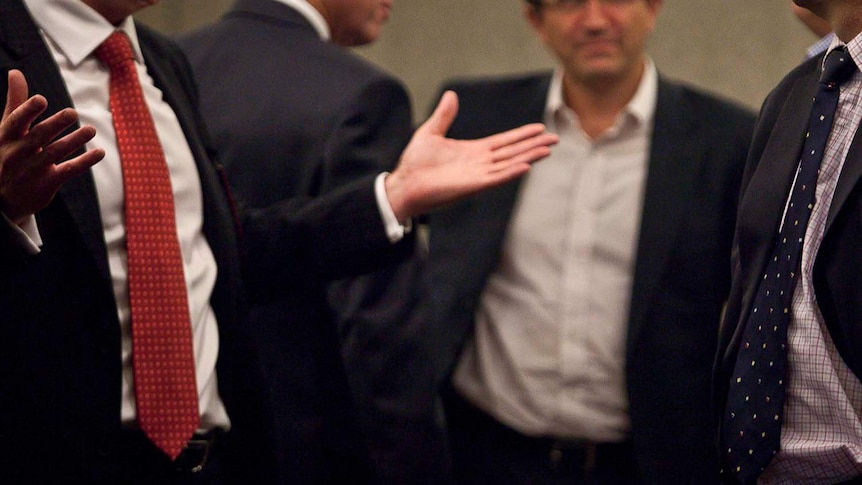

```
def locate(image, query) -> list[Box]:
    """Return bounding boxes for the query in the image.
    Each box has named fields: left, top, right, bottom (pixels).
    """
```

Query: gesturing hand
left=385, top=90, right=558, bottom=221
left=0, top=70, right=104, bottom=225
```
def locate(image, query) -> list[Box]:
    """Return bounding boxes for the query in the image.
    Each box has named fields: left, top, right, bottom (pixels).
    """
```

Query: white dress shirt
left=453, top=61, right=657, bottom=441
left=9, top=0, right=411, bottom=433
left=24, top=0, right=231, bottom=431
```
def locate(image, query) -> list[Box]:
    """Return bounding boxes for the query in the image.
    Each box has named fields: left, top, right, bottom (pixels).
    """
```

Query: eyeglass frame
left=525, top=0, right=642, bottom=10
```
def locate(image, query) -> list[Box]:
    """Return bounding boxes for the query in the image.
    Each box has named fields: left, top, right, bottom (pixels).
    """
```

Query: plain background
left=138, top=0, right=818, bottom=121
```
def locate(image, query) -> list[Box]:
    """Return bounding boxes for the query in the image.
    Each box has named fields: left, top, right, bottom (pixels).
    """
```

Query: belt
left=545, top=437, right=634, bottom=476
left=116, top=427, right=227, bottom=476
left=174, top=428, right=226, bottom=473
left=443, top=388, right=636, bottom=479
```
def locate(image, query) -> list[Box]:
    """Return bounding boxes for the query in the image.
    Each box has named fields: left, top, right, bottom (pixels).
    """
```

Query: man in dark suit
left=425, top=0, right=755, bottom=482
left=0, top=0, right=557, bottom=482
left=715, top=1, right=862, bottom=483
left=177, top=1, right=446, bottom=482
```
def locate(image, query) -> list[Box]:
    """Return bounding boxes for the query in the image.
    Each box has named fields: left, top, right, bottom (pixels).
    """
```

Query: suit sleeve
left=158, top=32, right=416, bottom=296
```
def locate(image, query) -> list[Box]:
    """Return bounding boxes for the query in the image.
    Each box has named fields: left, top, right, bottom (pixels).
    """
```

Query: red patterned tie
left=95, top=31, right=200, bottom=460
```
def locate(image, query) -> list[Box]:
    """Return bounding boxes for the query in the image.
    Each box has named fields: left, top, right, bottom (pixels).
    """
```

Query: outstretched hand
left=0, top=70, right=104, bottom=225
left=385, top=90, right=558, bottom=221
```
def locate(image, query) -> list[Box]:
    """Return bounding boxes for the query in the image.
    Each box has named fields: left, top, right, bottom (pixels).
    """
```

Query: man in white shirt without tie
left=426, top=0, right=755, bottom=482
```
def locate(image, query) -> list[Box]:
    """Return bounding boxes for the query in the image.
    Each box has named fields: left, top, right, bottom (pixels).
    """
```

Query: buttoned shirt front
left=453, top=61, right=657, bottom=441
left=24, top=0, right=231, bottom=431
left=760, top=35, right=862, bottom=484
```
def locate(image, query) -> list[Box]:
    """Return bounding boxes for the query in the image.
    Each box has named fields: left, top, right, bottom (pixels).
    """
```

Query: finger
left=491, top=132, right=559, bottom=162
left=420, top=90, right=459, bottom=136
left=0, top=94, right=49, bottom=141
left=491, top=146, right=552, bottom=172
left=484, top=123, right=549, bottom=151
left=52, top=147, right=105, bottom=185
left=15, top=107, right=79, bottom=154
left=4, top=70, right=29, bottom=119
left=40, top=125, right=97, bottom=159
left=482, top=159, right=533, bottom=184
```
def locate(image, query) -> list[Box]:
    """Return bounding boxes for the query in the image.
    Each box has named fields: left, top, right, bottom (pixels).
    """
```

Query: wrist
left=384, top=170, right=411, bottom=223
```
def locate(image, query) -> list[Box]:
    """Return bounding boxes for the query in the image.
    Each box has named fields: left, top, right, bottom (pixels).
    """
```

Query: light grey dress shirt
left=453, top=61, right=658, bottom=442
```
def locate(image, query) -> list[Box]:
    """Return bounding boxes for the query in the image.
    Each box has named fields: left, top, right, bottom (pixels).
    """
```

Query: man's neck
left=562, top=61, right=645, bottom=139
left=819, top=1, right=862, bottom=42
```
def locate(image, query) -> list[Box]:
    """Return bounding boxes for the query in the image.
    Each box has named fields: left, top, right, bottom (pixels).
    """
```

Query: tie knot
left=95, top=31, right=135, bottom=71
left=820, top=46, right=856, bottom=88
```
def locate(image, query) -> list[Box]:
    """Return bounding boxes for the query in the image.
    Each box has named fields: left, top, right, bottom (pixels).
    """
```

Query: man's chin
left=577, top=63, right=626, bottom=82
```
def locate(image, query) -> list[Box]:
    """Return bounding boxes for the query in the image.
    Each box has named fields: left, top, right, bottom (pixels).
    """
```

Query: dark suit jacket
left=426, top=72, right=755, bottom=483
left=0, top=0, right=411, bottom=482
left=178, top=1, right=447, bottom=483
left=715, top=55, right=862, bottom=475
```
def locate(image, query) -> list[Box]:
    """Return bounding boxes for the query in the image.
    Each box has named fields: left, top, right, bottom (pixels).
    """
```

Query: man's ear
left=523, top=2, right=548, bottom=44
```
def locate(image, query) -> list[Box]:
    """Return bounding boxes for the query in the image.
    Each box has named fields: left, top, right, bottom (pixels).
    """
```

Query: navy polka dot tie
left=95, top=31, right=200, bottom=460
left=722, top=46, right=857, bottom=484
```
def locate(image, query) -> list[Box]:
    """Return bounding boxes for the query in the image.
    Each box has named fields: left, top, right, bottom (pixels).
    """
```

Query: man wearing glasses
left=426, top=0, right=755, bottom=482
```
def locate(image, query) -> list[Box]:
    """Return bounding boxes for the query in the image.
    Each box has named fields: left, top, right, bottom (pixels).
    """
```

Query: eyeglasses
left=531, top=0, right=639, bottom=10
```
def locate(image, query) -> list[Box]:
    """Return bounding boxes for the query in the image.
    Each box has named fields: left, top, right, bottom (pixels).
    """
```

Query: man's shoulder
left=177, top=15, right=399, bottom=93
left=658, top=76, right=756, bottom=125
left=137, top=22, right=188, bottom=67
left=320, top=42, right=401, bottom=85
left=760, top=55, right=821, bottom=111
left=441, top=71, right=552, bottom=98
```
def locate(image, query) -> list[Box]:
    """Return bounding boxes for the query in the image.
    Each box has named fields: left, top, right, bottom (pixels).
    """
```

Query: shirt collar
left=23, top=0, right=143, bottom=67
left=545, top=57, right=658, bottom=130
left=271, top=0, right=331, bottom=41
left=826, top=31, right=862, bottom=79
left=807, top=32, right=836, bottom=60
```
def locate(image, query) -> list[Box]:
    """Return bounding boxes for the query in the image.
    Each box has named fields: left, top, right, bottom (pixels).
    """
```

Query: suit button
left=97, top=434, right=114, bottom=457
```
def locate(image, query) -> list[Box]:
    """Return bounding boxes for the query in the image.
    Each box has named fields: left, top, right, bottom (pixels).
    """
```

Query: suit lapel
left=458, top=75, right=551, bottom=274
left=437, top=75, right=549, bottom=360
left=626, top=79, right=702, bottom=349
left=485, top=76, right=551, bottom=252
left=0, top=0, right=111, bottom=285
left=732, top=71, right=817, bottom=343
left=0, top=0, right=74, bottom=125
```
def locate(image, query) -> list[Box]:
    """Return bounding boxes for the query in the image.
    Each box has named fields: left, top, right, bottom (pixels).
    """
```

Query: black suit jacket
left=178, top=1, right=446, bottom=483
left=426, top=72, right=755, bottom=483
left=0, top=0, right=410, bottom=482
left=715, top=55, right=862, bottom=475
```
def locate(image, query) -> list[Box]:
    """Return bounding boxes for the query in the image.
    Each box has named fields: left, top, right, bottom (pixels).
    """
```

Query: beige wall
left=138, top=0, right=819, bottom=119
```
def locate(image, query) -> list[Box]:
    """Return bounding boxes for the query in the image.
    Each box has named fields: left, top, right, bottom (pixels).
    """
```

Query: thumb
left=422, top=90, right=459, bottom=136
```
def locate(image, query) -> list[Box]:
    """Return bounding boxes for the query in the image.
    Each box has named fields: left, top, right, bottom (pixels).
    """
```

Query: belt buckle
left=549, top=439, right=597, bottom=476
left=175, top=437, right=211, bottom=474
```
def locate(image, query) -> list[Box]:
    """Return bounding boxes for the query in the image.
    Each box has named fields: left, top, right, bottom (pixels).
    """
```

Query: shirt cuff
left=2, top=212, right=42, bottom=255
left=375, top=172, right=412, bottom=243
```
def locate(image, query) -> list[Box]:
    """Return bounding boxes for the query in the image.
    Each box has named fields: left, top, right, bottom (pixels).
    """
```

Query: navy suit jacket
left=0, top=0, right=411, bottom=482
left=178, top=1, right=446, bottom=483
left=426, top=72, right=755, bottom=483
left=715, top=54, right=862, bottom=476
